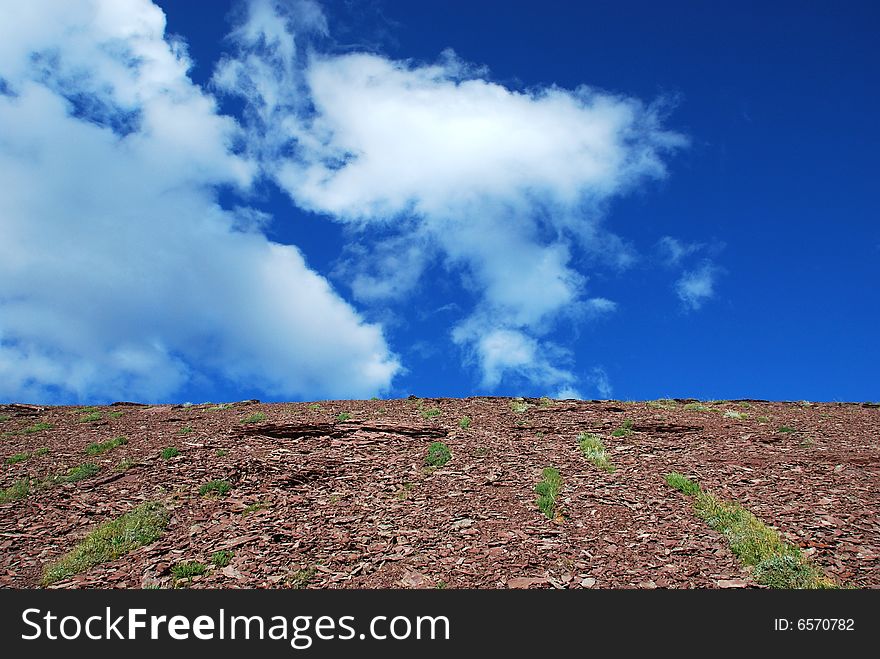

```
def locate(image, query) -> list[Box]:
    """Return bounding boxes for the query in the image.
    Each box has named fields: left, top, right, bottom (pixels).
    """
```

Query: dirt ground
left=1, top=397, right=877, bottom=589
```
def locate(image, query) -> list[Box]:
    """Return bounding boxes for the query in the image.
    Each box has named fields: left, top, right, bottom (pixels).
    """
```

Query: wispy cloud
left=0, top=0, right=399, bottom=403
left=588, top=367, right=614, bottom=399
left=215, top=0, right=686, bottom=393
left=656, top=235, right=703, bottom=266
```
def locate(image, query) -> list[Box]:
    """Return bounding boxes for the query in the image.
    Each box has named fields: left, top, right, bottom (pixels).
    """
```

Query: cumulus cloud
left=0, top=0, right=399, bottom=403
left=675, top=262, right=722, bottom=311
left=216, top=0, right=685, bottom=393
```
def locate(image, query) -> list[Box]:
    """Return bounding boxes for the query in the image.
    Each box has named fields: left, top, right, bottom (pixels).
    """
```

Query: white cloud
left=0, top=0, right=399, bottom=403
left=657, top=235, right=702, bottom=266
left=588, top=366, right=614, bottom=399
left=675, top=262, right=721, bottom=311
left=216, top=1, right=685, bottom=393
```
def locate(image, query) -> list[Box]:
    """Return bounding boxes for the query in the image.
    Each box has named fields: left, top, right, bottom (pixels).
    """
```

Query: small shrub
left=458, top=416, right=471, bottom=430
left=577, top=433, right=615, bottom=472
left=62, top=463, right=100, bottom=483
left=207, top=404, right=232, bottom=412
left=510, top=399, right=531, bottom=414
left=6, top=452, right=31, bottom=465
left=241, top=412, right=266, bottom=424
left=161, top=447, right=181, bottom=459
left=85, top=436, right=128, bottom=456
left=42, top=502, right=169, bottom=584
left=336, top=412, right=351, bottom=421
left=611, top=419, right=634, bottom=437
left=211, top=551, right=233, bottom=568
left=535, top=467, right=562, bottom=519
left=723, top=410, right=748, bottom=420
left=647, top=399, right=677, bottom=409
left=0, top=478, right=30, bottom=503
left=199, top=479, right=231, bottom=496
left=171, top=561, right=207, bottom=580
left=425, top=441, right=451, bottom=467
left=683, top=403, right=709, bottom=412
left=79, top=412, right=103, bottom=423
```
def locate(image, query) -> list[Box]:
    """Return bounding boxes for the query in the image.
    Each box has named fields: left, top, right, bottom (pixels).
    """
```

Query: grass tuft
left=510, top=399, right=531, bottom=414
left=199, top=479, right=231, bottom=496
left=723, top=410, right=748, bottom=420
left=288, top=565, right=317, bottom=589
left=21, top=422, right=53, bottom=434
left=79, top=412, right=103, bottom=423
left=611, top=419, right=634, bottom=437
left=778, top=425, right=796, bottom=434
left=535, top=467, right=562, bottom=519
left=42, top=502, right=169, bottom=584
left=62, top=463, right=100, bottom=483
left=425, top=441, right=451, bottom=467
left=241, top=412, right=266, bottom=424
left=85, top=435, right=128, bottom=456
left=420, top=407, right=441, bottom=419
left=0, top=478, right=30, bottom=504
left=6, top=452, right=31, bottom=465
left=458, top=416, right=471, bottom=430
left=336, top=412, right=351, bottom=421
left=108, top=411, right=124, bottom=419
left=161, top=446, right=180, bottom=460
left=577, top=433, right=615, bottom=472
left=171, top=561, right=207, bottom=580
left=211, top=550, right=233, bottom=568
left=683, top=403, right=709, bottom=412
left=664, top=472, right=834, bottom=588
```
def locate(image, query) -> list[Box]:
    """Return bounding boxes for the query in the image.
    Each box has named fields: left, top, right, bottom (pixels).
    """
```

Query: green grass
left=207, top=404, right=232, bottom=412
left=79, top=412, right=103, bottom=423
left=34, top=447, right=50, bottom=457
left=510, top=399, right=531, bottom=414
left=535, top=467, right=562, bottom=519
left=664, top=472, right=701, bottom=496
left=723, top=410, right=748, bottom=420
left=6, top=452, right=31, bottom=465
left=108, top=411, right=124, bottom=419
left=647, top=398, right=677, bottom=409
left=215, top=449, right=228, bottom=457
left=308, top=403, right=322, bottom=411
left=757, top=416, right=770, bottom=423
left=171, top=561, right=207, bottom=580
left=211, top=550, right=233, bottom=568
left=242, top=502, right=269, bottom=516
left=161, top=446, right=180, bottom=460
left=85, top=435, right=128, bottom=456
left=611, top=419, right=634, bottom=437
left=115, top=458, right=137, bottom=472
left=420, top=407, right=441, bottom=419
left=288, top=565, right=317, bottom=589
left=241, top=412, right=266, bottom=424
left=539, top=397, right=554, bottom=407
left=75, top=406, right=99, bottom=414
left=778, top=425, right=796, bottom=434
left=458, top=416, right=471, bottom=430
left=21, top=422, right=53, bottom=434
left=0, top=478, right=30, bottom=504
left=0, top=415, right=11, bottom=422
left=336, top=412, right=352, bottom=421
left=42, top=501, right=169, bottom=585
left=425, top=441, right=452, bottom=467
left=178, top=425, right=194, bottom=435
left=577, top=433, right=615, bottom=472
left=683, top=403, right=709, bottom=412
left=61, top=463, right=100, bottom=483
left=199, top=479, right=231, bottom=496
left=664, top=473, right=834, bottom=589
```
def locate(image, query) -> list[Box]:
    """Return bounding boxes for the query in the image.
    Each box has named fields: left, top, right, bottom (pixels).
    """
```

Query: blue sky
left=0, top=0, right=877, bottom=404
